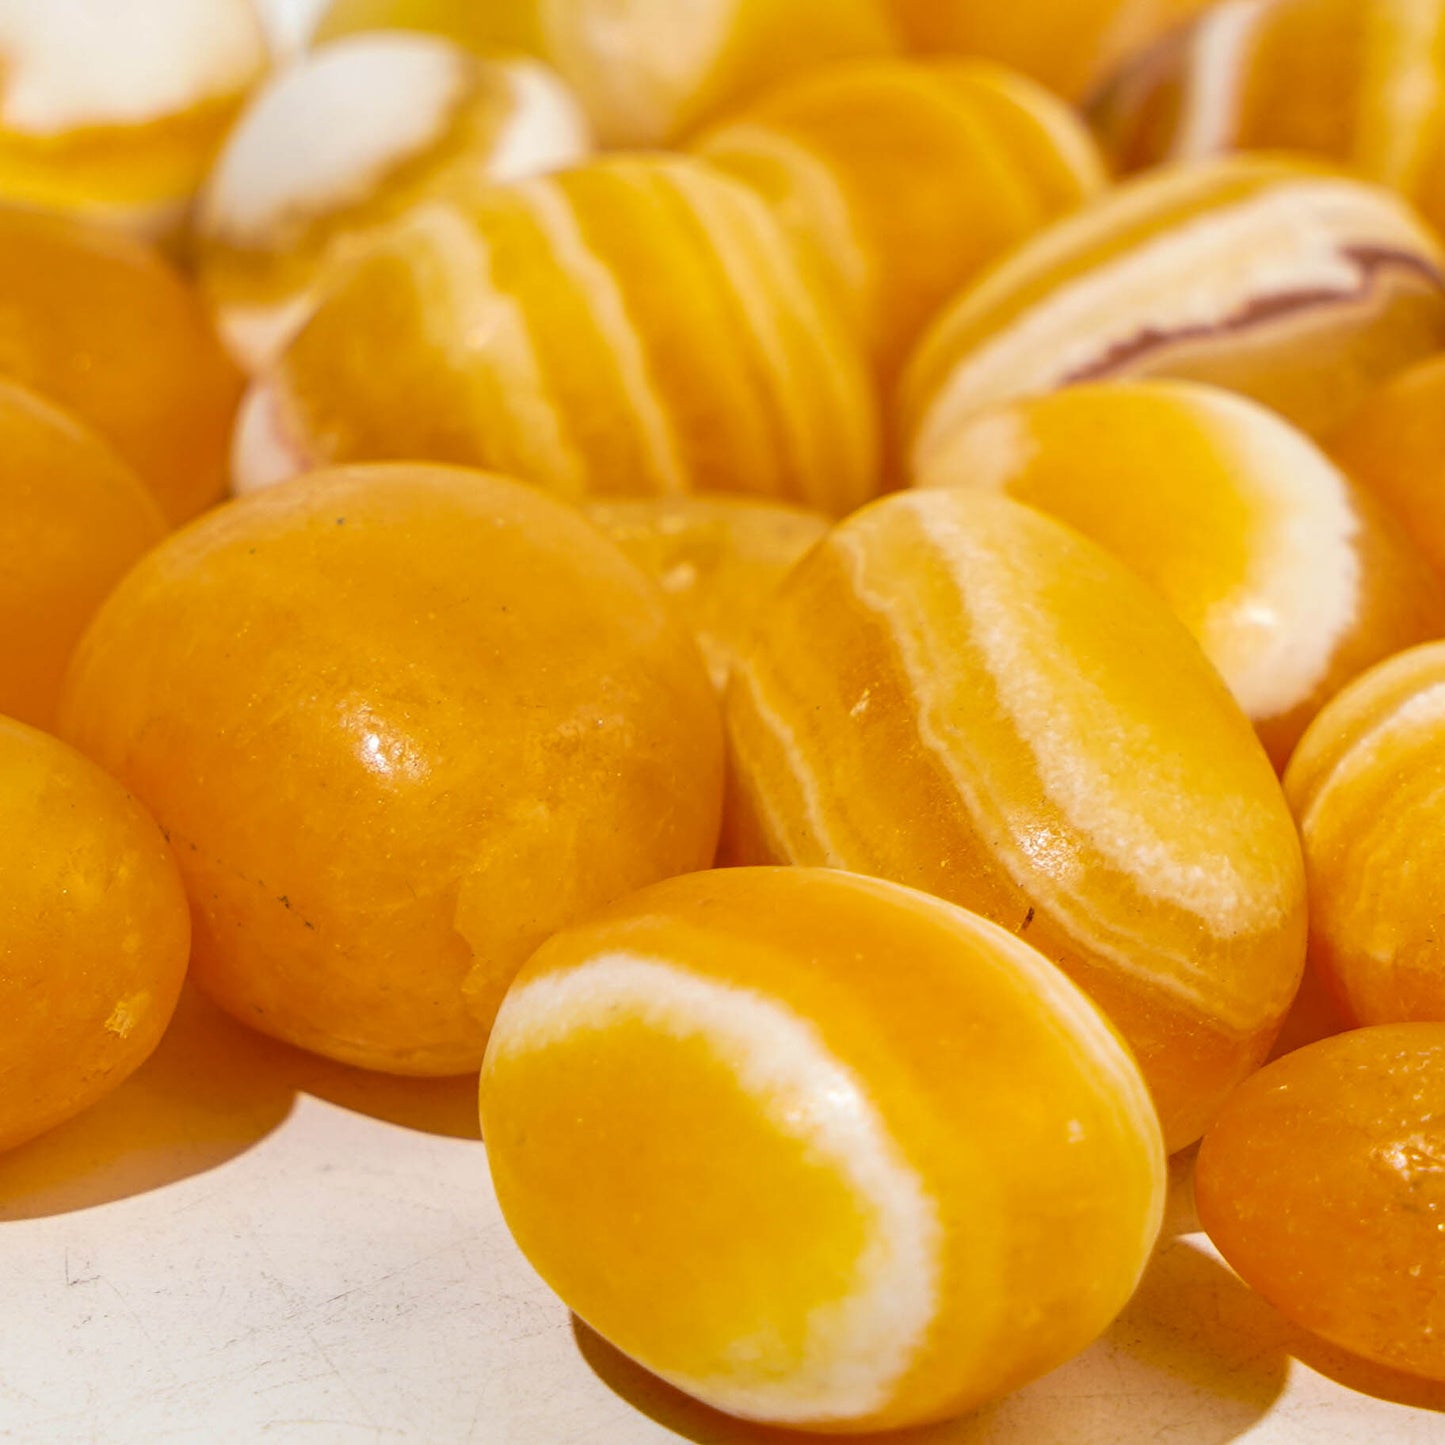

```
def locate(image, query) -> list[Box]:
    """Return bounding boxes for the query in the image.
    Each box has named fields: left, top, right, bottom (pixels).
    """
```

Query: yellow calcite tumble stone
left=1197, top=1024, right=1445, bottom=1381
left=723, top=489, right=1308, bottom=1151
left=882, top=0, right=1213, bottom=102
left=0, top=381, right=165, bottom=730
left=0, top=716, right=189, bottom=1154
left=59, top=464, right=724, bottom=1076
left=900, top=156, right=1445, bottom=457
left=1095, top=0, right=1445, bottom=238
left=481, top=866, right=1165, bottom=1432
left=913, top=380, right=1445, bottom=767
left=1285, top=642, right=1445, bottom=1025
left=583, top=495, right=828, bottom=692
left=0, top=0, right=268, bottom=236
left=0, top=205, right=243, bottom=523
left=695, top=59, right=1106, bottom=381
left=1330, top=354, right=1445, bottom=584
left=235, top=156, right=879, bottom=516
left=196, top=35, right=591, bottom=373
left=311, top=0, right=899, bottom=146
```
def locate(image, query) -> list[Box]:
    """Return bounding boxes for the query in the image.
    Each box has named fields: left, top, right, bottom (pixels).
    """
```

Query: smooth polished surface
left=482, top=868, right=1164, bottom=1433
left=882, top=0, right=1213, bottom=101
left=309, top=0, right=899, bottom=146
left=900, top=156, right=1445, bottom=459
left=0, top=718, right=189, bottom=1155
left=723, top=490, right=1307, bottom=1152
left=696, top=58, right=1105, bottom=382
left=1285, top=642, right=1445, bottom=1025
left=913, top=380, right=1445, bottom=767
left=0, top=204, right=243, bottom=523
left=0, top=381, right=165, bottom=730
left=1095, top=0, right=1445, bottom=237
left=1197, top=1025, right=1445, bottom=1382
left=58, top=464, right=723, bottom=1076
left=237, top=156, right=879, bottom=515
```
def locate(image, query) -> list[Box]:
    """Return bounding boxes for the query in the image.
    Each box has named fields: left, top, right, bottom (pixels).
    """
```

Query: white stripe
left=491, top=951, right=942, bottom=1423
left=1172, top=0, right=1270, bottom=159
left=517, top=176, right=689, bottom=495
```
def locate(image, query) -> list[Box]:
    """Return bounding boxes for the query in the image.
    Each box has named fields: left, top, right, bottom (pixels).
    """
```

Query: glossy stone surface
left=311, top=0, right=899, bottom=146
left=913, top=380, right=1445, bottom=767
left=0, top=716, right=189, bottom=1153
left=900, top=156, right=1445, bottom=460
left=882, top=0, right=1214, bottom=101
left=59, top=463, right=724, bottom=1076
left=1196, top=1023, right=1445, bottom=1381
left=1095, top=0, right=1445, bottom=238
left=236, top=156, right=879, bottom=514
left=1285, top=641, right=1445, bottom=1025
left=1330, top=353, right=1445, bottom=584
left=723, top=489, right=1308, bottom=1151
left=0, top=205, right=243, bottom=523
left=696, top=58, right=1105, bottom=382
left=481, top=866, right=1165, bottom=1432
left=0, top=380, right=165, bottom=729
left=197, top=34, right=591, bottom=373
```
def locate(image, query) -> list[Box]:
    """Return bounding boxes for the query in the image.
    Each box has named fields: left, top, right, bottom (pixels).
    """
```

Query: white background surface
left=3, top=1, right=1444, bottom=1440
left=3, top=987, right=1445, bottom=1443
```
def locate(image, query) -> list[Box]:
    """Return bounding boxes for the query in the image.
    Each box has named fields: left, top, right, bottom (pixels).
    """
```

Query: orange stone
left=1095, top=0, right=1445, bottom=239
left=0, top=380, right=165, bottom=729
left=59, top=463, right=724, bottom=1075
left=0, top=205, right=243, bottom=523
left=482, top=866, right=1165, bottom=1431
left=900, top=156, right=1445, bottom=455
left=695, top=58, right=1105, bottom=382
left=1196, top=1023, right=1445, bottom=1381
left=723, top=489, right=1307, bottom=1151
left=1285, top=641, right=1445, bottom=1025
left=0, top=716, right=189, bottom=1154
left=311, top=0, right=899, bottom=146
left=236, top=156, right=879, bottom=516
left=913, top=380, right=1445, bottom=767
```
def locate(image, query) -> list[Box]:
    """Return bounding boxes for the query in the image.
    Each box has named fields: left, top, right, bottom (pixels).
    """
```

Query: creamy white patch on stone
left=1191, top=388, right=1361, bottom=721
left=489, top=60, right=593, bottom=182
left=0, top=0, right=266, bottom=134
left=230, top=380, right=310, bottom=494
left=490, top=951, right=941, bottom=1424
left=1172, top=0, right=1270, bottom=159
left=198, top=34, right=471, bottom=250
left=911, top=180, right=1444, bottom=469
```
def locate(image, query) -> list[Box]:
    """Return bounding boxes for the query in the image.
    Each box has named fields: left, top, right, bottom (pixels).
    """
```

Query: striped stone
left=723, top=488, right=1308, bottom=1151
left=237, top=156, right=881, bottom=515
left=901, top=155, right=1445, bottom=460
